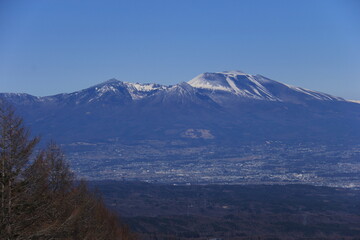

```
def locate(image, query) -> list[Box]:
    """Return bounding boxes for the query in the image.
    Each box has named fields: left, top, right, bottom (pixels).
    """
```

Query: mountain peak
left=187, top=71, right=277, bottom=100
left=188, top=72, right=233, bottom=92
left=101, top=78, right=121, bottom=85
left=187, top=71, right=345, bottom=102
left=217, top=70, right=247, bottom=75
left=168, top=82, right=195, bottom=95
left=88, top=78, right=124, bottom=90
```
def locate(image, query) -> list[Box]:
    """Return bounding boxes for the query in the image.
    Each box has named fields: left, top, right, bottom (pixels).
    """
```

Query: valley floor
left=93, top=181, right=360, bottom=240
left=68, top=141, right=360, bottom=189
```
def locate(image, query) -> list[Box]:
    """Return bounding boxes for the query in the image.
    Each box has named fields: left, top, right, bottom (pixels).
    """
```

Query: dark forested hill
left=93, top=181, right=360, bottom=240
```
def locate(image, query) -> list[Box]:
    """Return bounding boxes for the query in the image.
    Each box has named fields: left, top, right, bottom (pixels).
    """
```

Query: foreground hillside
left=93, top=181, right=360, bottom=240
left=0, top=104, right=135, bottom=240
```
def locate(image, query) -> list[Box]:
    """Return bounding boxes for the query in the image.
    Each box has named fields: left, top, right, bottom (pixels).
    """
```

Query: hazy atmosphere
left=1, top=0, right=359, bottom=99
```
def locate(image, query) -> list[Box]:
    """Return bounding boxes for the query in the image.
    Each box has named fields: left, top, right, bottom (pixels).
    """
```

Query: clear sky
left=0, top=0, right=359, bottom=99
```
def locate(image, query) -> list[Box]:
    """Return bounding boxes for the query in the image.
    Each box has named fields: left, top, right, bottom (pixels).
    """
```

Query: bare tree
left=0, top=104, right=39, bottom=239
left=0, top=103, right=136, bottom=240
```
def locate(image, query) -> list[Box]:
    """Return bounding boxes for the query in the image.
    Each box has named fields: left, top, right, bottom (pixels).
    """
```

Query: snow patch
left=96, top=85, right=118, bottom=96
left=188, top=73, right=233, bottom=92
left=285, top=84, right=344, bottom=101
left=124, top=82, right=168, bottom=100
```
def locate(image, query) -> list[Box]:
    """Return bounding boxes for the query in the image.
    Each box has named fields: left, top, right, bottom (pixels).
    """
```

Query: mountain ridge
left=1, top=71, right=347, bottom=106
left=1, top=70, right=359, bottom=146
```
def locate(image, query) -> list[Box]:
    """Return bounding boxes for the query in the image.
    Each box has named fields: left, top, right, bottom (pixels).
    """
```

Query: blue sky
left=1, top=0, right=359, bottom=99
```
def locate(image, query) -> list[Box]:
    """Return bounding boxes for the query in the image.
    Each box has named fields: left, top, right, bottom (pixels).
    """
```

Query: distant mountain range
left=3, top=70, right=360, bottom=184
left=1, top=70, right=359, bottom=145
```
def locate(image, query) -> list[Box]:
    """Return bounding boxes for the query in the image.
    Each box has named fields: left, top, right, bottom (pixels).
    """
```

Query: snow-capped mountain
left=1, top=71, right=359, bottom=146
left=188, top=71, right=344, bottom=103
left=188, top=71, right=279, bottom=101
left=2, top=70, right=344, bottom=107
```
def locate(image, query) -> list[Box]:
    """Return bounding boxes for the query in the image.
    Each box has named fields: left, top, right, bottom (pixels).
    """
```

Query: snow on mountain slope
left=46, top=79, right=133, bottom=104
left=188, top=72, right=234, bottom=92
left=0, top=93, right=42, bottom=106
left=86, top=79, right=168, bottom=102
left=167, top=82, right=196, bottom=97
left=148, top=82, right=206, bottom=105
left=41, top=79, right=166, bottom=104
left=188, top=71, right=344, bottom=102
left=124, top=82, right=168, bottom=100
left=285, top=85, right=343, bottom=101
left=254, top=74, right=344, bottom=102
left=188, top=71, right=279, bottom=101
